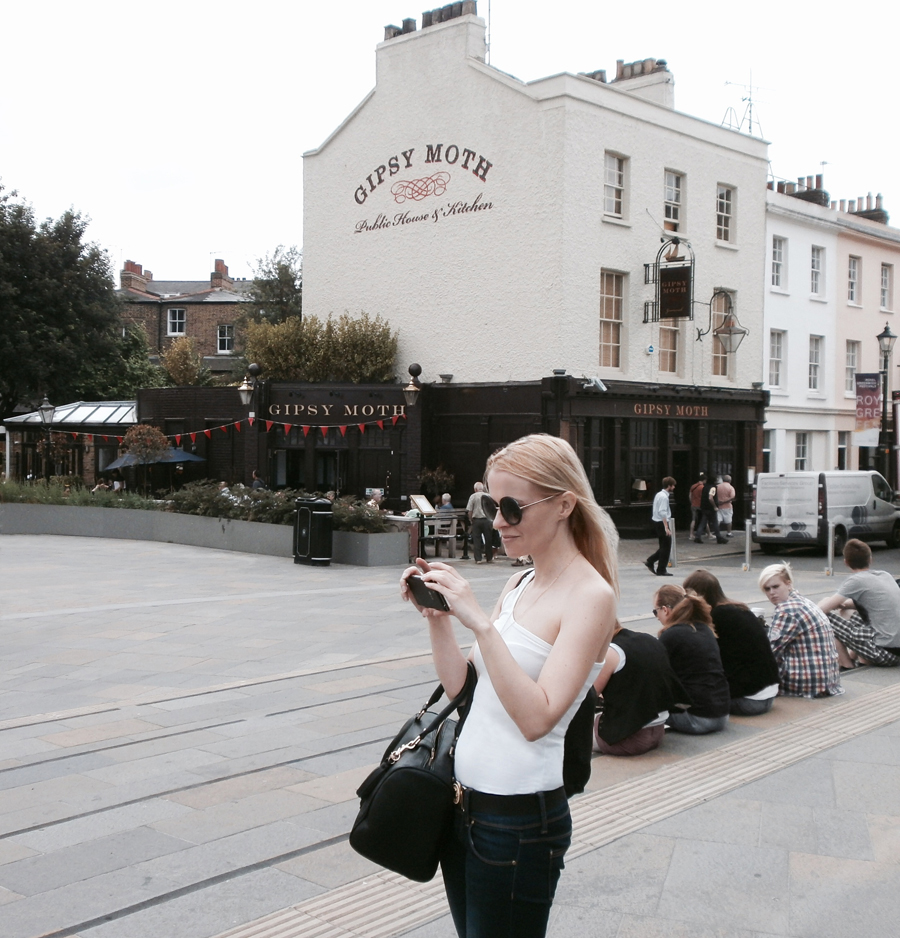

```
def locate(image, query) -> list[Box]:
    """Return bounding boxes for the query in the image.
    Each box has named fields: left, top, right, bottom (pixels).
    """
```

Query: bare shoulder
left=561, top=564, right=617, bottom=626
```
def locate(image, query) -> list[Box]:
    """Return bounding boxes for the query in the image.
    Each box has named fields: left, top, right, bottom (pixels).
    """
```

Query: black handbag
left=349, top=666, right=474, bottom=882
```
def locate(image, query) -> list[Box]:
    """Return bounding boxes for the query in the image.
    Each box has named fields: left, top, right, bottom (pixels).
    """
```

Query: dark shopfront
left=423, top=377, right=768, bottom=538
left=137, top=383, right=420, bottom=506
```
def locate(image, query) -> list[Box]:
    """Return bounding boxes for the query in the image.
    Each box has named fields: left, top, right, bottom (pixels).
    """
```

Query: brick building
left=118, top=259, right=252, bottom=376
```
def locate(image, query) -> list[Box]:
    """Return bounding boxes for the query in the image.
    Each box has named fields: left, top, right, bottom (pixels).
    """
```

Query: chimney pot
left=849, top=200, right=856, bottom=212
left=877, top=193, right=884, bottom=209
left=402, top=17, right=416, bottom=32
left=797, top=177, right=805, bottom=190
left=461, top=0, right=477, bottom=13
left=422, top=10, right=433, bottom=26
left=643, top=57, right=655, bottom=74
left=867, top=192, right=873, bottom=210
left=767, top=180, right=774, bottom=190
left=840, top=199, right=846, bottom=212
left=777, top=181, right=785, bottom=193
left=384, top=24, right=402, bottom=39
left=616, top=59, right=624, bottom=79
left=806, top=176, right=813, bottom=189
left=830, top=201, right=836, bottom=209
left=816, top=174, right=823, bottom=189
left=451, top=1, right=463, bottom=16
left=858, top=195, right=864, bottom=209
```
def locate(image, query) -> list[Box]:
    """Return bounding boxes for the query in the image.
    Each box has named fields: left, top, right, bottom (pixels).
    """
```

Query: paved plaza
left=1, top=532, right=899, bottom=937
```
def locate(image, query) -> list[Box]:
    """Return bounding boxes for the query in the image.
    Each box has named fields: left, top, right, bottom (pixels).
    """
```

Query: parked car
left=752, top=471, right=900, bottom=554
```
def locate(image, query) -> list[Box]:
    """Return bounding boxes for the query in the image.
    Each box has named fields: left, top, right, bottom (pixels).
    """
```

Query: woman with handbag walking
left=400, top=434, right=618, bottom=938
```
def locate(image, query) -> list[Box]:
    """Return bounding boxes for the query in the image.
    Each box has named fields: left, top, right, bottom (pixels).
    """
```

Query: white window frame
left=845, top=340, right=860, bottom=393
left=881, top=263, right=893, bottom=310
left=716, top=185, right=734, bottom=243
left=808, top=335, right=822, bottom=390
left=795, top=432, right=809, bottom=471
left=664, top=171, right=682, bottom=232
left=659, top=322, right=678, bottom=373
left=769, top=330, right=784, bottom=387
left=603, top=153, right=626, bottom=218
left=810, top=246, right=824, bottom=296
left=599, top=270, right=624, bottom=368
left=848, top=256, right=860, bottom=303
left=771, top=237, right=786, bottom=288
left=217, top=324, right=234, bottom=354
left=167, top=308, right=186, bottom=336
left=711, top=291, right=732, bottom=377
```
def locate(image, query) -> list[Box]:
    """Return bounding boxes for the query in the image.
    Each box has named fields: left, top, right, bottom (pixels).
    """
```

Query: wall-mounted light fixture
left=403, top=363, right=422, bottom=407
left=696, top=290, right=749, bottom=355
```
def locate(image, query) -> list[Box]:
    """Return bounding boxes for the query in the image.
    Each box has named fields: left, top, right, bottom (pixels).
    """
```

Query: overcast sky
left=2, top=0, right=896, bottom=282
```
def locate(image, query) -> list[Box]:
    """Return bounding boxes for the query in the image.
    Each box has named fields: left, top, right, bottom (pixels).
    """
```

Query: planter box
left=0, top=504, right=408, bottom=566
left=332, top=530, right=409, bottom=567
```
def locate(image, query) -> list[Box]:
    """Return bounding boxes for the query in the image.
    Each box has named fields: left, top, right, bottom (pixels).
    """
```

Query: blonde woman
left=401, top=434, right=618, bottom=938
left=758, top=562, right=843, bottom=698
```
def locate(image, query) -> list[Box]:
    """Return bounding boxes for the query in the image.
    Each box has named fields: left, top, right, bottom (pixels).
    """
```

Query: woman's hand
left=416, top=562, right=492, bottom=635
left=400, top=558, right=451, bottom=619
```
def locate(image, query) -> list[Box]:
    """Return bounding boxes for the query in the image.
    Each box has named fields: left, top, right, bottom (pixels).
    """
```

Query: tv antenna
left=722, top=74, right=764, bottom=138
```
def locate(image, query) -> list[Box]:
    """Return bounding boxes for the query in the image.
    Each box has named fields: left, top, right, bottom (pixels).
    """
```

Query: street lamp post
left=38, top=396, right=55, bottom=482
left=877, top=323, right=897, bottom=487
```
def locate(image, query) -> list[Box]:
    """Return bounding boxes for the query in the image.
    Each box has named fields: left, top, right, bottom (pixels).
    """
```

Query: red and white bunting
left=265, top=420, right=273, bottom=432
left=175, top=434, right=181, bottom=447
left=339, top=425, right=347, bottom=437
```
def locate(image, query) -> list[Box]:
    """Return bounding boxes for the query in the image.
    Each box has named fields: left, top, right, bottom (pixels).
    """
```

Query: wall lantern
left=696, top=290, right=749, bottom=355
left=403, top=363, right=422, bottom=407
left=237, top=363, right=263, bottom=415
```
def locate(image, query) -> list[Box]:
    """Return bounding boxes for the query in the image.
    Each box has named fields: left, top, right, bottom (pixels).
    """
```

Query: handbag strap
left=389, top=662, right=475, bottom=764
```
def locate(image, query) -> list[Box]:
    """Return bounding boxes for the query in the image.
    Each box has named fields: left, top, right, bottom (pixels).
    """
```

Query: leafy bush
left=0, top=480, right=157, bottom=510
left=2, top=479, right=391, bottom=532
left=330, top=496, right=390, bottom=533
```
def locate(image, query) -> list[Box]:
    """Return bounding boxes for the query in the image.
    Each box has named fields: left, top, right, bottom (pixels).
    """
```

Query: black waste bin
left=294, top=497, right=333, bottom=566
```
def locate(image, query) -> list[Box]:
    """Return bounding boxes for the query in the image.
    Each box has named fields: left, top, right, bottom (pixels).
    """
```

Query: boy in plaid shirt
left=759, top=563, right=843, bottom=698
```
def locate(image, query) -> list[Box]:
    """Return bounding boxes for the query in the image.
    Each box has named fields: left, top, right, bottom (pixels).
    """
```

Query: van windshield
left=873, top=474, right=893, bottom=502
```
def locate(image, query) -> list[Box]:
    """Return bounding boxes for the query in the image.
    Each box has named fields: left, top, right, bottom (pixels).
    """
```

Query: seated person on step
left=817, top=539, right=900, bottom=669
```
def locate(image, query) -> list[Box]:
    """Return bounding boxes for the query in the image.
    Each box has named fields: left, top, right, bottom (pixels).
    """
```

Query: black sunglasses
left=652, top=606, right=669, bottom=618
left=483, top=492, right=560, bottom=526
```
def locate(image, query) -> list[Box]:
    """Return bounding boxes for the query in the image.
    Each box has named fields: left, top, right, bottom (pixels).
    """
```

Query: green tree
left=161, top=336, right=212, bottom=386
left=0, top=184, right=125, bottom=418
left=243, top=312, right=397, bottom=382
left=242, top=245, right=302, bottom=325
left=80, top=324, right=168, bottom=400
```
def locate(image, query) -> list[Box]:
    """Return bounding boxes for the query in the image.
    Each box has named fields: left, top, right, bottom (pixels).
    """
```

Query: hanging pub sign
left=643, top=238, right=695, bottom=322
left=659, top=263, right=692, bottom=319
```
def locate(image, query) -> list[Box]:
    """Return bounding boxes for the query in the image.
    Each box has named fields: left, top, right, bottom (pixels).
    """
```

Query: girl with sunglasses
left=400, top=434, right=618, bottom=938
left=653, top=584, right=731, bottom=735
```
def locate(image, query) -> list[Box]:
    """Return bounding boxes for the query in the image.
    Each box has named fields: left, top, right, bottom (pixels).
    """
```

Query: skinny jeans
left=440, top=789, right=571, bottom=938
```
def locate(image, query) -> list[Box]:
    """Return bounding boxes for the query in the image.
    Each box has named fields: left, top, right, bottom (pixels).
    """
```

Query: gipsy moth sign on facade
left=353, top=143, right=495, bottom=234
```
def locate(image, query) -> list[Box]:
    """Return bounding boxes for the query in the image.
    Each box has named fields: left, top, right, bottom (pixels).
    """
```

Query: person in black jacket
left=683, top=570, right=780, bottom=715
left=654, top=584, right=730, bottom=734
left=592, top=624, right=691, bottom=755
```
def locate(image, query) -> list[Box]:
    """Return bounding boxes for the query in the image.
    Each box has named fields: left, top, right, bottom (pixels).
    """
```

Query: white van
left=752, top=471, right=900, bottom=554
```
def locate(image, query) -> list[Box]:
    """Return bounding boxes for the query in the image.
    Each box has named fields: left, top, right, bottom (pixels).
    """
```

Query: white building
left=302, top=5, right=770, bottom=529
left=763, top=180, right=900, bottom=478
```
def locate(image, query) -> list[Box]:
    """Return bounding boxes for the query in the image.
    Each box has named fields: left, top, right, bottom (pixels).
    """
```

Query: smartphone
left=406, top=574, right=450, bottom=612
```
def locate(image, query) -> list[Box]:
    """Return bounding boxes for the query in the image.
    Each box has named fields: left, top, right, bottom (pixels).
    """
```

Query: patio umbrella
left=104, top=447, right=206, bottom=470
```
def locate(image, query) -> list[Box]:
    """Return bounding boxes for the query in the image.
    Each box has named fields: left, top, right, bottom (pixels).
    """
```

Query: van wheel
left=888, top=521, right=900, bottom=550
left=833, top=528, right=847, bottom=555
left=760, top=543, right=779, bottom=555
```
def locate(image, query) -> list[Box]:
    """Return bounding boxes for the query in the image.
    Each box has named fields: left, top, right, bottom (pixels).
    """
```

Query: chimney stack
left=210, top=259, right=233, bottom=290
left=120, top=259, right=151, bottom=292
